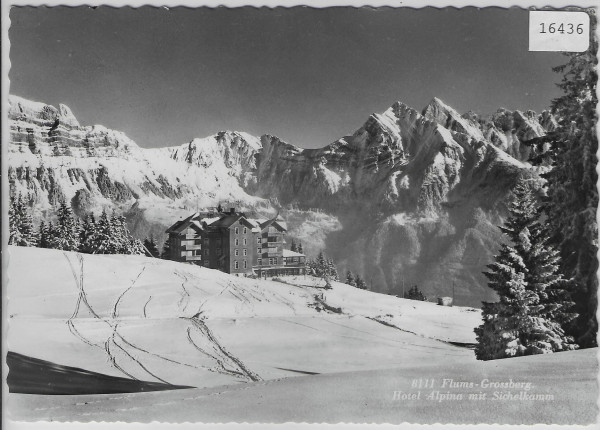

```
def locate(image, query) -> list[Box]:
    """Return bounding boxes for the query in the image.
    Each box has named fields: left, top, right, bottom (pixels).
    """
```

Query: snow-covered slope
left=7, top=246, right=480, bottom=389
left=10, top=348, right=596, bottom=424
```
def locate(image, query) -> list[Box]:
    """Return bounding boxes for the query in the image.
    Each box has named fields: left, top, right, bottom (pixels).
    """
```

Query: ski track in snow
left=174, top=271, right=191, bottom=312
left=63, top=253, right=262, bottom=385
left=112, top=267, right=147, bottom=319
left=185, top=316, right=261, bottom=382
left=143, top=296, right=152, bottom=318
left=64, top=254, right=169, bottom=382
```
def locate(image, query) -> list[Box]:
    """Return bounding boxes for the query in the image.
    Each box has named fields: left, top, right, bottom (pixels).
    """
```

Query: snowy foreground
left=6, top=246, right=598, bottom=423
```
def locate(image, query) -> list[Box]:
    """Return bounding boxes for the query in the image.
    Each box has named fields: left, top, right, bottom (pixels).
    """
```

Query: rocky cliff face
left=8, top=94, right=554, bottom=306
left=7, top=95, right=268, bottom=231
left=226, top=98, right=552, bottom=306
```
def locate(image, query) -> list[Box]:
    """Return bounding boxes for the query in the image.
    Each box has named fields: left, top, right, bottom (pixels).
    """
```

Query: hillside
left=7, top=94, right=556, bottom=306
left=7, top=246, right=480, bottom=389
left=7, top=247, right=597, bottom=424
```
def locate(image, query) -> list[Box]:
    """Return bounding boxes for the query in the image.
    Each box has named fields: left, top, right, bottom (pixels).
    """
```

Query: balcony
left=284, top=261, right=305, bottom=267
left=182, top=243, right=202, bottom=250
left=185, top=255, right=202, bottom=261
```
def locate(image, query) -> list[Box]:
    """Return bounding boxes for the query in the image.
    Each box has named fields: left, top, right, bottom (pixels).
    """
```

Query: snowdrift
left=7, top=246, right=480, bottom=389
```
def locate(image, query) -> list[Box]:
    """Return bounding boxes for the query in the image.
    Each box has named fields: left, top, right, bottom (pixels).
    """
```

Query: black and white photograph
left=2, top=2, right=598, bottom=426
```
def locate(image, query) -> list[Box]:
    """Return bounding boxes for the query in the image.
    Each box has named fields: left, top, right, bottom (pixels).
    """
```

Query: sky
left=9, top=6, right=566, bottom=149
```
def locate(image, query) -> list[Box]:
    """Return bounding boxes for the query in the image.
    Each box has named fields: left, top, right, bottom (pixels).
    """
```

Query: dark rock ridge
left=8, top=94, right=555, bottom=306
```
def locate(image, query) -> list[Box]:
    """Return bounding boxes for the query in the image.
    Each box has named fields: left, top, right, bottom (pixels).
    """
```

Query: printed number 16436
left=539, top=22, right=584, bottom=34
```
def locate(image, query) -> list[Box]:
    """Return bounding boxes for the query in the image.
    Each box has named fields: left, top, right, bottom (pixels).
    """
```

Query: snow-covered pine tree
left=82, top=209, right=114, bottom=254
left=112, top=214, right=145, bottom=255
left=327, top=258, right=339, bottom=281
left=315, top=251, right=327, bottom=277
left=474, top=182, right=578, bottom=360
left=49, top=200, right=80, bottom=251
left=525, top=217, right=578, bottom=344
left=405, top=285, right=426, bottom=301
left=345, top=270, right=356, bottom=286
left=83, top=211, right=145, bottom=255
left=143, top=236, right=160, bottom=258
left=538, top=31, right=598, bottom=348
left=37, top=221, right=50, bottom=248
left=355, top=274, right=367, bottom=290
left=78, top=213, right=97, bottom=254
left=8, top=193, right=36, bottom=246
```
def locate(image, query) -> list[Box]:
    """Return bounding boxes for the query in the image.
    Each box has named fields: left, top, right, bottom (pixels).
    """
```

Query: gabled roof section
left=259, top=216, right=287, bottom=232
left=209, top=213, right=256, bottom=230
left=166, top=212, right=203, bottom=234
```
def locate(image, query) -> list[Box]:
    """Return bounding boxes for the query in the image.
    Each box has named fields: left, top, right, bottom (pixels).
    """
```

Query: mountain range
left=7, top=94, right=556, bottom=306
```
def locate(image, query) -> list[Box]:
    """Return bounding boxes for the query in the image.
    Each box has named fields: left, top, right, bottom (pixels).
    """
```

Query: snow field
left=7, top=246, right=478, bottom=391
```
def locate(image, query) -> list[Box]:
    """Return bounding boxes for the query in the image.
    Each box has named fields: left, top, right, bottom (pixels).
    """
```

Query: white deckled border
left=1, top=2, right=598, bottom=430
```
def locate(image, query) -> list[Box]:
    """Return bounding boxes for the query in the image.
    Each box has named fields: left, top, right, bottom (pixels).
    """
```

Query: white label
left=529, top=11, right=590, bottom=52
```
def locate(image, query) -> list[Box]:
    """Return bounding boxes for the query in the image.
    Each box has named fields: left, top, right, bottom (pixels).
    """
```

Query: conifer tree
left=315, top=251, right=327, bottom=277
left=79, top=213, right=97, bottom=254
left=355, top=274, right=367, bottom=290
left=112, top=214, right=145, bottom=255
left=144, top=236, right=160, bottom=258
left=290, top=239, right=297, bottom=253
left=327, top=258, right=339, bottom=281
left=161, top=237, right=172, bottom=260
left=346, top=270, right=356, bottom=287
left=527, top=32, right=598, bottom=347
left=404, top=285, right=426, bottom=301
left=49, top=200, right=80, bottom=251
left=83, top=211, right=144, bottom=255
left=475, top=182, right=578, bottom=360
left=8, top=193, right=36, bottom=246
left=297, top=242, right=303, bottom=254
left=37, top=221, right=50, bottom=248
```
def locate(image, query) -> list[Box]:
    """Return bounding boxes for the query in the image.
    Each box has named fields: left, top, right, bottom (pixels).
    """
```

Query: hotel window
left=217, top=248, right=222, bottom=256
left=234, top=261, right=239, bottom=269
left=204, top=238, right=209, bottom=245
left=204, top=260, right=209, bottom=267
left=243, top=249, right=247, bottom=256
left=243, top=260, right=247, bottom=269
left=235, top=227, right=239, bottom=235
left=243, top=227, right=247, bottom=234
left=235, top=249, right=239, bottom=256
left=194, top=239, right=202, bottom=245
left=257, top=248, right=261, bottom=255
left=257, top=237, right=261, bottom=244
left=235, top=238, right=239, bottom=246
left=204, top=249, right=209, bottom=256
left=216, top=238, right=221, bottom=246
left=243, top=238, right=247, bottom=245
left=257, top=258, right=262, bottom=265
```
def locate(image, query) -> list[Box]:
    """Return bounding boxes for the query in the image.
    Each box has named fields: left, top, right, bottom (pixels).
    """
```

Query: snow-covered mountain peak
left=9, top=95, right=79, bottom=128
left=422, top=97, right=485, bottom=142
left=165, top=130, right=262, bottom=176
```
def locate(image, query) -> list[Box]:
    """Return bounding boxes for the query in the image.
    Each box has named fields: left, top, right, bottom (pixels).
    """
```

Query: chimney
left=229, top=207, right=236, bottom=214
